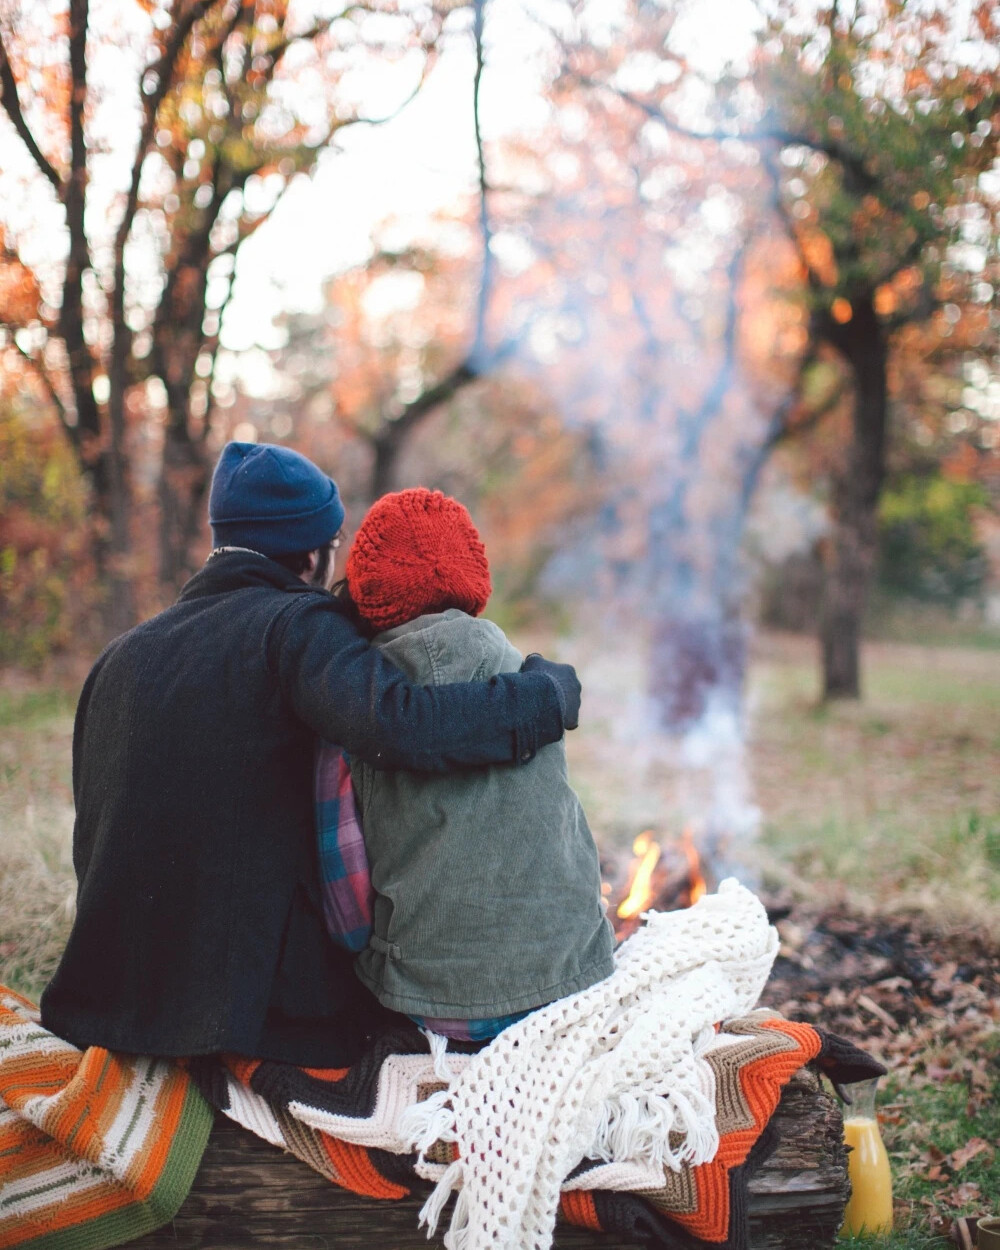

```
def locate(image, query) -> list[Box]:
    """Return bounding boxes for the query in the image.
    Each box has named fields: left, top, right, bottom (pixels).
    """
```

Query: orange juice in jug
left=840, top=1078, right=893, bottom=1236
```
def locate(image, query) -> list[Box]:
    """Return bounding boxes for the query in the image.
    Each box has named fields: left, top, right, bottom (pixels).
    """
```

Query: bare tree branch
left=579, top=75, right=884, bottom=197
left=208, top=0, right=247, bottom=113
left=0, top=32, right=62, bottom=192
left=335, top=51, right=440, bottom=135
left=59, top=0, right=101, bottom=444
left=762, top=351, right=845, bottom=454
left=7, top=333, right=77, bottom=447
left=470, top=0, right=493, bottom=369
left=116, top=0, right=223, bottom=266
left=253, top=3, right=368, bottom=67
left=762, top=150, right=827, bottom=294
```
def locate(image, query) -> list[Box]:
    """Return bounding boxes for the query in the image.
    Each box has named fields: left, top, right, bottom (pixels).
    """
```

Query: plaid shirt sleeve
left=315, top=740, right=374, bottom=953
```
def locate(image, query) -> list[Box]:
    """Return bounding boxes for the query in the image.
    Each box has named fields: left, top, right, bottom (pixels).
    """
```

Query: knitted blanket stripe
left=617, top=1017, right=821, bottom=1242
left=0, top=976, right=884, bottom=1250
left=0, top=990, right=213, bottom=1250
left=200, top=1011, right=852, bottom=1250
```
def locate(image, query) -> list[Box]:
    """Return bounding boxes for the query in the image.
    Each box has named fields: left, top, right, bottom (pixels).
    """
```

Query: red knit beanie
left=346, top=488, right=492, bottom=632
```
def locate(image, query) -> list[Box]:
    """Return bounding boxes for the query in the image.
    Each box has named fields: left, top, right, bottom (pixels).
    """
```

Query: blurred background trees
left=755, top=0, right=1000, bottom=696
left=1, top=0, right=447, bottom=631
left=1, top=0, right=997, bottom=698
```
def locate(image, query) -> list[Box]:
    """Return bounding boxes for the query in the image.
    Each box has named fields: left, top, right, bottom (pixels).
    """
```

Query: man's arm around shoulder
left=268, top=593, right=579, bottom=772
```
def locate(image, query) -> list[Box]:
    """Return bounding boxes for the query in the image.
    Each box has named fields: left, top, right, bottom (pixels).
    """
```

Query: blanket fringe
left=425, top=1029, right=454, bottom=1081
left=591, top=1087, right=719, bottom=1171
left=590, top=1022, right=719, bottom=1170
left=401, top=1031, right=459, bottom=1167
left=418, top=1158, right=463, bottom=1238
left=443, top=1184, right=471, bottom=1250
left=400, top=1087, right=456, bottom=1157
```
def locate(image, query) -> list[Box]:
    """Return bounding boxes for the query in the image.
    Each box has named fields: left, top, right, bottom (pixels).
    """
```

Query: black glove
left=520, top=653, right=581, bottom=731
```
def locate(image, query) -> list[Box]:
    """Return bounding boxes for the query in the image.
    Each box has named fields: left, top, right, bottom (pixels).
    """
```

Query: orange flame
left=682, top=827, right=707, bottom=905
left=616, top=831, right=661, bottom=920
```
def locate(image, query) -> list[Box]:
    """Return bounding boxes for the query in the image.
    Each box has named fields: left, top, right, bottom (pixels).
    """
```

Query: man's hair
left=271, top=543, right=332, bottom=587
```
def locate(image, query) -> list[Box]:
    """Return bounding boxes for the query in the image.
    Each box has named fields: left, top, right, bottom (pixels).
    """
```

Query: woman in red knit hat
left=315, top=488, right=614, bottom=1040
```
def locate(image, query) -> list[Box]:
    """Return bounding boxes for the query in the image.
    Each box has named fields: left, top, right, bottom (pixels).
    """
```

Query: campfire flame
left=616, top=831, right=661, bottom=920
left=609, top=827, right=710, bottom=936
left=682, top=827, right=707, bottom=904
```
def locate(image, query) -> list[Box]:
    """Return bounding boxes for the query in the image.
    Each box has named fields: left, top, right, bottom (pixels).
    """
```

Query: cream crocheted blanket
left=400, top=879, right=779, bottom=1250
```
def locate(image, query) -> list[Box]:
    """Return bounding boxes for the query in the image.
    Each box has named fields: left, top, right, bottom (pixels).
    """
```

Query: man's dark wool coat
left=40, top=551, right=565, bottom=1066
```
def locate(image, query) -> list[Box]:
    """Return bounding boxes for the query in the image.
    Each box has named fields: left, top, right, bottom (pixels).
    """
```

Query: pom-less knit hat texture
left=347, top=488, right=492, bottom=632
left=209, top=441, right=345, bottom=556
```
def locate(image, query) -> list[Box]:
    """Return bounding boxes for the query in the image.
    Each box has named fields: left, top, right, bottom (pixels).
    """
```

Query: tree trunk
left=370, top=430, right=402, bottom=503
left=153, top=258, right=213, bottom=591
left=104, top=446, right=136, bottom=638
left=157, top=424, right=210, bottom=593
left=104, top=327, right=136, bottom=637
left=75, top=447, right=135, bottom=640
left=126, top=1067, right=847, bottom=1249
left=367, top=361, right=480, bottom=503
left=819, top=297, right=889, bottom=701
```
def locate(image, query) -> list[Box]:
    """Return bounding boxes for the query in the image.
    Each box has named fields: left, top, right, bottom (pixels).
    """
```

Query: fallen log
left=129, top=1067, right=848, bottom=1249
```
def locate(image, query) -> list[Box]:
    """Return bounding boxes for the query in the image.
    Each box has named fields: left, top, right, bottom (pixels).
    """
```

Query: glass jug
left=840, top=1077, right=893, bottom=1236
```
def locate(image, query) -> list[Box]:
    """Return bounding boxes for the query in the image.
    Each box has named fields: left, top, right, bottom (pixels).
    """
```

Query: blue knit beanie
left=208, top=442, right=345, bottom=556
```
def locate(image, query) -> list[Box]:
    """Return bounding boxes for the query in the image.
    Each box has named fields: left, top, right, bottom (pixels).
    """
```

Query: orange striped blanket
left=0, top=988, right=212, bottom=1250
left=0, top=987, right=882, bottom=1250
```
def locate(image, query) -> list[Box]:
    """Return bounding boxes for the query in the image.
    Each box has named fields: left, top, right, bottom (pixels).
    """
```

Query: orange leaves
left=904, top=65, right=930, bottom=94
left=972, top=1, right=998, bottom=37
left=0, top=234, right=43, bottom=330
left=798, top=229, right=838, bottom=287
left=873, top=286, right=897, bottom=316
left=873, top=263, right=922, bottom=319
left=0, top=269, right=42, bottom=329
left=948, top=1139, right=994, bottom=1172
left=0, top=407, right=95, bottom=666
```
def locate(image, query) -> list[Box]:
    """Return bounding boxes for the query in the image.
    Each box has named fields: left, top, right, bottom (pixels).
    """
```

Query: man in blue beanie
left=41, top=442, right=581, bottom=1067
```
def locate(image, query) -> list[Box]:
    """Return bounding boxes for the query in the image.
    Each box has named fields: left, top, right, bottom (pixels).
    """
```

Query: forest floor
left=1, top=631, right=998, bottom=1247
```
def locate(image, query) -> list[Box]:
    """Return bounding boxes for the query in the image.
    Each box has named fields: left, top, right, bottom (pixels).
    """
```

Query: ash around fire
left=758, top=898, right=1000, bottom=1084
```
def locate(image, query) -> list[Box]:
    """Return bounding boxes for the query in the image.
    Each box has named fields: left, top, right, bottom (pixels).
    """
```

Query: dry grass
left=0, top=685, right=77, bottom=998
left=1, top=629, right=997, bottom=997
left=749, top=634, right=1000, bottom=936
left=557, top=628, right=1000, bottom=935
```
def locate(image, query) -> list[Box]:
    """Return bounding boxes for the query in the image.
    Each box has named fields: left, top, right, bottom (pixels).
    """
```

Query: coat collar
left=178, top=549, right=322, bottom=602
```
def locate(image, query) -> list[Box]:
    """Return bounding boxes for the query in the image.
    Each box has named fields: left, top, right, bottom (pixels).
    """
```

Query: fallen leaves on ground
left=758, top=900, right=1000, bottom=1241
left=760, top=902, right=999, bottom=1082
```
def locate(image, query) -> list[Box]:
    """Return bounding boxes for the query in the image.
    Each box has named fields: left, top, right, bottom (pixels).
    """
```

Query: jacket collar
left=178, top=549, right=323, bottom=602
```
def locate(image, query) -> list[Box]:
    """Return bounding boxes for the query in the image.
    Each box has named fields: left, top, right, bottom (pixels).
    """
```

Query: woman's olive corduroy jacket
left=39, top=552, right=566, bottom=1066
left=352, top=610, right=615, bottom=1019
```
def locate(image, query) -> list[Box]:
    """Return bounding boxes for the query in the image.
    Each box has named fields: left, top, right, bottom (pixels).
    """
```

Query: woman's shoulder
left=376, top=611, right=521, bottom=683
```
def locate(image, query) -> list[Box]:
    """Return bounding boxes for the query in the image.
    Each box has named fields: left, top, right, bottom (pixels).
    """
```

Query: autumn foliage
left=0, top=401, right=94, bottom=667
left=0, top=0, right=997, bottom=685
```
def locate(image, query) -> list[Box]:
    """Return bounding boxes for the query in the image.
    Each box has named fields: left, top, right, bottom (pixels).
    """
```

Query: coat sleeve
left=268, top=595, right=565, bottom=772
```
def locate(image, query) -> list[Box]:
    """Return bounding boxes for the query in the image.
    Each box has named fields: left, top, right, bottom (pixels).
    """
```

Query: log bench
left=128, top=1067, right=848, bottom=1249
